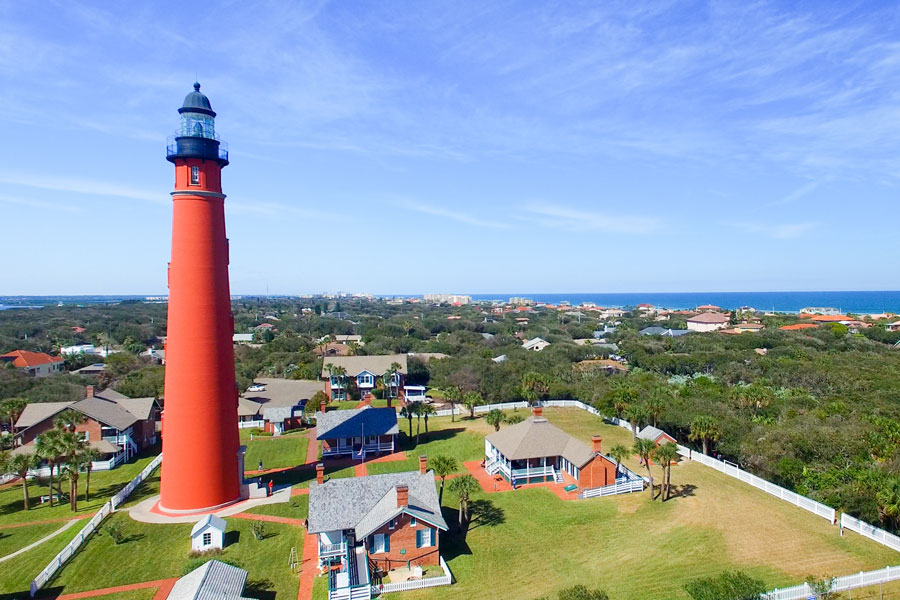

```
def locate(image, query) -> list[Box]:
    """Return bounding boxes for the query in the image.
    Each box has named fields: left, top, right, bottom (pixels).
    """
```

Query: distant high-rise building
left=424, top=294, right=471, bottom=305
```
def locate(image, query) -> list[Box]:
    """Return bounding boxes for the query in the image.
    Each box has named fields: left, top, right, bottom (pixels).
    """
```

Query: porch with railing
left=322, top=440, right=395, bottom=458
left=319, top=541, right=348, bottom=560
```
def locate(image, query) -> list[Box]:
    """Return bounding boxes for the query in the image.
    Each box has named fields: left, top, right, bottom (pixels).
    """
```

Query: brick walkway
left=51, top=577, right=178, bottom=599
left=291, top=487, right=310, bottom=497
left=230, top=512, right=306, bottom=527
left=461, top=461, right=580, bottom=500
left=305, top=428, right=318, bottom=465
left=354, top=463, right=368, bottom=477
left=0, top=514, right=92, bottom=530
left=297, top=531, right=318, bottom=600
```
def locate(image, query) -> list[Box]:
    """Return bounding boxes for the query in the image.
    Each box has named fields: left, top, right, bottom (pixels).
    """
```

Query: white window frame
left=190, top=166, right=200, bottom=185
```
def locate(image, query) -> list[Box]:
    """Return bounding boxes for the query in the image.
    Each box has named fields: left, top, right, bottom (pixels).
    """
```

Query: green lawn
left=245, top=495, right=309, bottom=520
left=243, top=434, right=309, bottom=472
left=0, top=519, right=83, bottom=598
left=0, top=448, right=160, bottom=527
left=0, top=521, right=66, bottom=558
left=47, top=512, right=302, bottom=598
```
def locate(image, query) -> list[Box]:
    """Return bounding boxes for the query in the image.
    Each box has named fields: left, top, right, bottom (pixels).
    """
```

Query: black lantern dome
left=166, top=82, right=228, bottom=166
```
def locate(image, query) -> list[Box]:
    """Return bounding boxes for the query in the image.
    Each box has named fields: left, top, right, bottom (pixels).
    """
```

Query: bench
left=563, top=484, right=578, bottom=493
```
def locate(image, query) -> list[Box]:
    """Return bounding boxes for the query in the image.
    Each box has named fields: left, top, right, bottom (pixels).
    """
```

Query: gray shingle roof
left=237, top=398, right=262, bottom=417
left=687, top=312, right=730, bottom=324
left=320, top=355, right=407, bottom=378
left=316, top=406, right=399, bottom=440
left=113, top=397, right=156, bottom=420
left=639, top=327, right=690, bottom=337
left=308, top=470, right=448, bottom=537
left=72, top=397, right=138, bottom=430
left=15, top=402, right=74, bottom=428
left=486, top=416, right=597, bottom=468
left=638, top=426, right=675, bottom=443
left=166, top=560, right=250, bottom=600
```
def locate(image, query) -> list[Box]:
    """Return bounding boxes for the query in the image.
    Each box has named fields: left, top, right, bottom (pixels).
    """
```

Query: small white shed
left=190, top=514, right=226, bottom=552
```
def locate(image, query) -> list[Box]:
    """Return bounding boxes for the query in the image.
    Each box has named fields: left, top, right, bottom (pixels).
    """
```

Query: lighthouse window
left=190, top=166, right=200, bottom=185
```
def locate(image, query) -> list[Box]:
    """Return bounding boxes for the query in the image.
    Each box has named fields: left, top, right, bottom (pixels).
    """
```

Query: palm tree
left=688, top=415, right=721, bottom=456
left=624, top=404, right=649, bottom=441
left=54, top=409, right=85, bottom=433
left=325, top=364, right=348, bottom=401
left=876, top=478, right=900, bottom=531
left=399, top=406, right=413, bottom=438
left=485, top=409, right=505, bottom=432
left=82, top=446, right=101, bottom=502
left=449, top=474, right=479, bottom=531
left=521, top=372, right=549, bottom=406
left=645, top=390, right=667, bottom=428
left=463, top=391, right=483, bottom=419
left=35, top=430, right=64, bottom=507
left=58, top=431, right=89, bottom=511
left=422, top=403, right=436, bottom=436
left=407, top=401, right=424, bottom=445
left=633, top=438, right=656, bottom=498
left=608, top=444, right=629, bottom=478
left=6, top=452, right=38, bottom=510
left=652, top=442, right=678, bottom=501
left=0, top=397, right=26, bottom=432
left=347, top=341, right=359, bottom=356
left=430, top=455, right=458, bottom=504
left=445, top=386, right=462, bottom=422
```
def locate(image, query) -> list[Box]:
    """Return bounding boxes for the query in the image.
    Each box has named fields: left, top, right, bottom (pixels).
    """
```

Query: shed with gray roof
left=166, top=559, right=251, bottom=600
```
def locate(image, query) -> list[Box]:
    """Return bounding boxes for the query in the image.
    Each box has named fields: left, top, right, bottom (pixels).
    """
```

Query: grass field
left=0, top=521, right=66, bottom=558
left=46, top=511, right=303, bottom=598
left=243, top=433, right=309, bottom=471
left=0, top=520, right=83, bottom=598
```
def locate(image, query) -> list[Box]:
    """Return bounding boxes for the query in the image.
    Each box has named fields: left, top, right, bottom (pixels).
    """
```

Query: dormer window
left=190, top=166, right=200, bottom=185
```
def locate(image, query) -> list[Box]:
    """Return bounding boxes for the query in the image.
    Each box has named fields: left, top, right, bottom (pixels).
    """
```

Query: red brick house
left=308, top=456, right=448, bottom=597
left=14, top=386, right=160, bottom=469
left=1, top=350, right=64, bottom=377
left=484, top=406, right=618, bottom=488
left=637, top=425, right=677, bottom=446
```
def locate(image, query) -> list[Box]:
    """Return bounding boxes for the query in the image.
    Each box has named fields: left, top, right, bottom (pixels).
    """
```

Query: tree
left=876, top=477, right=900, bottom=531
left=325, top=364, right=348, bottom=401
left=445, top=386, right=462, bottom=422
left=82, top=446, right=102, bottom=502
left=485, top=409, right=505, bottom=432
left=557, top=585, right=610, bottom=600
left=463, top=391, right=483, bottom=419
left=607, top=384, right=638, bottom=419
left=58, top=431, right=88, bottom=511
left=407, top=401, right=424, bottom=445
left=0, top=397, right=26, bottom=432
left=645, top=389, right=669, bottom=427
left=54, top=409, right=85, bottom=433
left=6, top=452, right=38, bottom=510
left=805, top=575, right=838, bottom=600
left=422, top=403, right=436, bottom=436
left=652, top=442, right=678, bottom=501
left=35, top=430, right=64, bottom=507
left=689, top=415, right=721, bottom=456
left=609, top=444, right=629, bottom=478
left=521, top=372, right=549, bottom=405
left=624, top=404, right=649, bottom=440
left=430, top=455, right=458, bottom=504
left=399, top=406, right=414, bottom=438
left=449, top=474, right=479, bottom=531
left=633, top=438, right=656, bottom=498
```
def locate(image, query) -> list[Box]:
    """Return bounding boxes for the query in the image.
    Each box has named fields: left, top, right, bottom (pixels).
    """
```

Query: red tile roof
left=779, top=323, right=819, bottom=331
left=810, top=315, right=851, bottom=322
left=1, top=350, right=64, bottom=367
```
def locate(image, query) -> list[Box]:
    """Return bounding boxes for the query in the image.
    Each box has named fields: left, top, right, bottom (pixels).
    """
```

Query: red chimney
left=85, top=385, right=94, bottom=398
left=320, top=400, right=327, bottom=413
left=592, top=435, right=602, bottom=454
left=419, top=455, right=427, bottom=475
left=316, top=463, right=324, bottom=485
left=396, top=485, right=408, bottom=507
left=532, top=406, right=543, bottom=418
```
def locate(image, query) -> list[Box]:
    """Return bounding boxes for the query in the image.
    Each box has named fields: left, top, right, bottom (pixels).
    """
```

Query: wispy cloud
left=0, top=172, right=163, bottom=203
left=398, top=199, right=510, bottom=229
left=735, top=221, right=817, bottom=239
left=766, top=180, right=821, bottom=207
left=522, top=203, right=660, bottom=235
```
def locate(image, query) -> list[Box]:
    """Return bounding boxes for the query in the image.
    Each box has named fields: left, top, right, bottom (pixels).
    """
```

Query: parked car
left=247, top=384, right=266, bottom=392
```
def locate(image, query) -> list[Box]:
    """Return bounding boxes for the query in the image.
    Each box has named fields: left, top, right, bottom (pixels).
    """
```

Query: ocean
left=2, top=291, right=899, bottom=314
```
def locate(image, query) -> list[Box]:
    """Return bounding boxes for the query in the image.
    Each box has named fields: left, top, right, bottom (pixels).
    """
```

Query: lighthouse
left=159, top=83, right=243, bottom=514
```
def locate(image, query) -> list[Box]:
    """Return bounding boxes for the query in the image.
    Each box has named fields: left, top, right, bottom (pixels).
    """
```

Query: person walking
left=258, top=460, right=263, bottom=472
left=268, top=479, right=274, bottom=497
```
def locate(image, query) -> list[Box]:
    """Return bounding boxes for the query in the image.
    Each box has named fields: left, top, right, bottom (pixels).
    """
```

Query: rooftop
left=316, top=406, right=399, bottom=440
left=486, top=415, right=600, bottom=468
left=320, top=354, right=408, bottom=378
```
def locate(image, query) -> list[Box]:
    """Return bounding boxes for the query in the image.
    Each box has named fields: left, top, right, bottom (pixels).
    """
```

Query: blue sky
left=2, top=1, right=899, bottom=295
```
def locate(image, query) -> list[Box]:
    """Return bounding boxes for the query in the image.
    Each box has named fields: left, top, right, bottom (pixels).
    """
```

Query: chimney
left=396, top=484, right=408, bottom=507
left=532, top=406, right=543, bottom=418
left=386, top=396, right=392, bottom=408
left=592, top=435, right=602, bottom=454
left=316, top=463, right=324, bottom=485
left=320, top=400, right=327, bottom=413
left=85, top=385, right=94, bottom=398
left=419, top=455, right=427, bottom=475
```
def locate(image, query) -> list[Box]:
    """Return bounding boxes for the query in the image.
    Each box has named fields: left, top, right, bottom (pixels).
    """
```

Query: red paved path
left=354, top=463, right=368, bottom=477
left=461, top=461, right=580, bottom=500
left=51, top=577, right=178, bottom=599
left=291, top=487, right=310, bottom=497
left=305, top=428, right=318, bottom=465
left=231, top=512, right=305, bottom=526
left=297, top=531, right=318, bottom=600
left=0, top=514, right=92, bottom=529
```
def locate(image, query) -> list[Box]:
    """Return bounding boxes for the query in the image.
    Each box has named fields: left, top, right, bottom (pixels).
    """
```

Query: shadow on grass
left=668, top=483, right=698, bottom=499
left=466, top=499, right=505, bottom=531
left=245, top=578, right=276, bottom=600
left=225, top=530, right=241, bottom=546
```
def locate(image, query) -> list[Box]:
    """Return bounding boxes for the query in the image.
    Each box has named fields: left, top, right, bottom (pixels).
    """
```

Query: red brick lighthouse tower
left=159, top=83, right=243, bottom=514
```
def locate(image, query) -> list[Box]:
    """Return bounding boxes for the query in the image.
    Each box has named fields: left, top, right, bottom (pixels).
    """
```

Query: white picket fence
left=842, top=513, right=900, bottom=552
left=675, top=445, right=836, bottom=524
left=762, top=565, right=900, bottom=599
left=29, top=453, right=162, bottom=597
left=580, top=477, right=645, bottom=499
left=371, top=556, right=453, bottom=595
